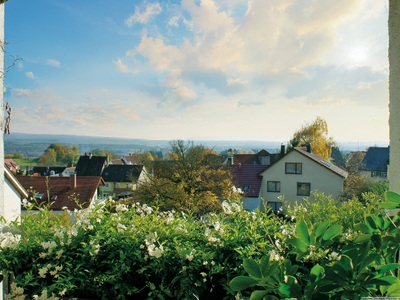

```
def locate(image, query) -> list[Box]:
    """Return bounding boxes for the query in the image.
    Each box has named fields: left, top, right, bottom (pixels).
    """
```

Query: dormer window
left=35, top=193, right=44, bottom=200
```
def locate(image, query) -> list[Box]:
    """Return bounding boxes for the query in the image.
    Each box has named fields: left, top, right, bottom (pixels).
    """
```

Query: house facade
left=360, top=146, right=389, bottom=181
left=259, top=147, right=348, bottom=211
left=101, top=165, right=148, bottom=199
left=4, top=167, right=28, bottom=222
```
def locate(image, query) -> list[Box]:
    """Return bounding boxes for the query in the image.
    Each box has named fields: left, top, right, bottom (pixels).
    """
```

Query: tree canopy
left=288, top=116, right=336, bottom=160
left=37, top=144, right=80, bottom=166
left=133, top=140, right=237, bottom=214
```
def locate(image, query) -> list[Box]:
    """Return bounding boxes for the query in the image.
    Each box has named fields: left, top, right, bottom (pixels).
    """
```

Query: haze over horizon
left=4, top=1, right=389, bottom=145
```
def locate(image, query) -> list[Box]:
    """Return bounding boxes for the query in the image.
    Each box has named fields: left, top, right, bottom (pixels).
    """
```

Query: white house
left=259, top=147, right=348, bottom=211
left=4, top=167, right=27, bottom=222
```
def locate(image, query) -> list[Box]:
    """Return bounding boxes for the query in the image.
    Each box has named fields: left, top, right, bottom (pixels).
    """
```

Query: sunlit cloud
left=125, top=2, right=162, bottom=27
left=46, top=59, right=61, bottom=67
left=25, top=72, right=35, bottom=79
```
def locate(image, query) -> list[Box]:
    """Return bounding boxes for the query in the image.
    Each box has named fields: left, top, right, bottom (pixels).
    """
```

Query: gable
left=361, top=147, right=389, bottom=172
left=75, top=155, right=107, bottom=176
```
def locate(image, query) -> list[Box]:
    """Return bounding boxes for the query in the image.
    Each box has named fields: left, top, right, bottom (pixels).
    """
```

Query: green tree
left=288, top=116, right=336, bottom=160
left=134, top=140, right=237, bottom=214
left=37, top=144, right=80, bottom=166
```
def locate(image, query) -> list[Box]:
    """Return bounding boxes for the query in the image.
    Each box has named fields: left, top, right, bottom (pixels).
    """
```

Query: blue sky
left=3, top=0, right=389, bottom=145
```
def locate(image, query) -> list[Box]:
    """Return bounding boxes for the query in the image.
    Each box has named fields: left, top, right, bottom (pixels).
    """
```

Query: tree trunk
left=389, top=0, right=400, bottom=193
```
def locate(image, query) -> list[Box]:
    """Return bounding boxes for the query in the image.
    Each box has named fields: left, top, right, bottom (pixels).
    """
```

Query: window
left=267, top=202, right=282, bottom=212
left=371, top=171, right=387, bottom=178
left=297, top=182, right=311, bottom=196
left=285, top=162, right=302, bottom=174
left=267, top=181, right=281, bottom=192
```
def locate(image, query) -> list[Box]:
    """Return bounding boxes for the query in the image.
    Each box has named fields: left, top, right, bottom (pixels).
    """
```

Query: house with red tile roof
left=230, top=164, right=268, bottom=211
left=17, top=175, right=105, bottom=212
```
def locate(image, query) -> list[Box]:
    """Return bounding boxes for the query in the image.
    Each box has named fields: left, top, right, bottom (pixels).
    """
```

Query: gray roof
left=294, top=147, right=348, bottom=179
left=101, top=165, right=144, bottom=182
left=361, top=146, right=389, bottom=172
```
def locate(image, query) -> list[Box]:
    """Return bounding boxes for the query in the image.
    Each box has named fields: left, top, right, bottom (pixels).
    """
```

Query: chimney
left=280, top=144, right=285, bottom=156
left=305, top=142, right=311, bottom=153
left=70, top=174, right=77, bottom=189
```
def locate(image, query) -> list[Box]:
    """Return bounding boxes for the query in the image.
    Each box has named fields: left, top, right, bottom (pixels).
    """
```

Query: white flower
left=268, top=249, right=284, bottom=261
left=116, top=203, right=129, bottom=213
left=117, top=223, right=127, bottom=233
left=38, top=267, right=48, bottom=278
left=186, top=249, right=196, bottom=261
left=147, top=244, right=164, bottom=258
left=222, top=201, right=233, bottom=215
left=59, top=288, right=67, bottom=296
left=0, top=232, right=21, bottom=249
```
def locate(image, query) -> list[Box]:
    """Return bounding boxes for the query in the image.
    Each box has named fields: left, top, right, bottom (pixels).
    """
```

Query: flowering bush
left=2, top=192, right=400, bottom=299
left=0, top=200, right=282, bottom=299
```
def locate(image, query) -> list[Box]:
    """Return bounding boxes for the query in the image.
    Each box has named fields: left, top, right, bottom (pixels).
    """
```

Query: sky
left=3, top=0, right=390, bottom=145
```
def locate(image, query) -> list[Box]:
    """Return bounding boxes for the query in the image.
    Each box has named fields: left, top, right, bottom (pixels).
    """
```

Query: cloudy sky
left=3, top=0, right=389, bottom=145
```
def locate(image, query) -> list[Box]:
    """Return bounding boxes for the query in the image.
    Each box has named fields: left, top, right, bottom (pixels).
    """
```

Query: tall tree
left=37, top=144, right=80, bottom=166
left=134, top=140, right=236, bottom=214
left=288, top=116, right=336, bottom=160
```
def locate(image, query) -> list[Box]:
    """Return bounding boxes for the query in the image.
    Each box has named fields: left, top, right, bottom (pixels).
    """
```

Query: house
left=17, top=175, right=105, bottom=212
left=360, top=146, right=389, bottom=181
left=259, top=146, right=348, bottom=211
left=100, top=165, right=148, bottom=199
left=230, top=164, right=267, bottom=211
left=109, top=154, right=141, bottom=165
left=223, top=149, right=283, bottom=166
left=4, top=166, right=28, bottom=221
left=32, top=166, right=67, bottom=176
left=75, top=153, right=107, bottom=176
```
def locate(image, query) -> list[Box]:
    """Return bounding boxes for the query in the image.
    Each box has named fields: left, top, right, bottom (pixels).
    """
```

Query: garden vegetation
left=1, top=190, right=400, bottom=299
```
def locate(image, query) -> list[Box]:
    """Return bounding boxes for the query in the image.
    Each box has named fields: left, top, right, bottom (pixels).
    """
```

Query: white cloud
left=168, top=16, right=180, bottom=27
left=46, top=59, right=61, bottom=67
left=125, top=2, right=162, bottom=27
left=25, top=72, right=35, bottom=79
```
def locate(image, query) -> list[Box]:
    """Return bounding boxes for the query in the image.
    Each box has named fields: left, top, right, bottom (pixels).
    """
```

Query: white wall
left=259, top=151, right=345, bottom=208
left=389, top=0, right=400, bottom=193
left=4, top=177, right=22, bottom=222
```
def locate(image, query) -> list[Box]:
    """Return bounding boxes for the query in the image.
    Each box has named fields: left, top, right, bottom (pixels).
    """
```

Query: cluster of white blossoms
left=144, top=232, right=164, bottom=258
left=221, top=200, right=241, bottom=215
left=39, top=241, right=57, bottom=258
left=0, top=231, right=21, bottom=249
left=38, top=264, right=63, bottom=279
left=115, top=203, right=129, bottom=213
left=136, top=203, right=153, bottom=216
left=186, top=249, right=196, bottom=261
left=204, top=228, right=221, bottom=244
left=268, top=249, right=284, bottom=262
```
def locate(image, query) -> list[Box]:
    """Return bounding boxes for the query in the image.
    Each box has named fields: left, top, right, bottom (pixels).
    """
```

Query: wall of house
left=389, top=0, right=400, bottom=194
left=4, top=178, right=21, bottom=222
left=259, top=151, right=344, bottom=209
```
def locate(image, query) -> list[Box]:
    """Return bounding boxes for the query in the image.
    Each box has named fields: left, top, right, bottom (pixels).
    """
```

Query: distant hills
left=4, top=132, right=385, bottom=158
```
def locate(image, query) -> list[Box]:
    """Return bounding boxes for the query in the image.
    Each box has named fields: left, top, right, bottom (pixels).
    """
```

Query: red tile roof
left=230, top=165, right=268, bottom=197
left=17, top=175, right=105, bottom=210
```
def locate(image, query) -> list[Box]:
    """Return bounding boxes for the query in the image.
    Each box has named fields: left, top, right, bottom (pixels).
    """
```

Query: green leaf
left=322, top=225, right=342, bottom=241
left=374, top=263, right=400, bottom=274
left=386, top=281, right=400, bottom=296
left=230, top=276, right=259, bottom=291
left=385, top=191, right=400, bottom=204
left=314, top=221, right=329, bottom=238
left=244, top=259, right=262, bottom=279
left=287, top=238, right=308, bottom=253
left=310, top=264, right=325, bottom=280
left=297, top=219, right=310, bottom=245
left=249, top=290, right=269, bottom=300
left=353, top=233, right=371, bottom=244
left=366, top=215, right=378, bottom=230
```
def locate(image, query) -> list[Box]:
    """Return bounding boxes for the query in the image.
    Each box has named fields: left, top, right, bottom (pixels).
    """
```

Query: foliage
left=90, top=149, right=118, bottom=159
left=230, top=191, right=400, bottom=299
left=341, top=173, right=388, bottom=202
left=345, top=151, right=366, bottom=174
left=288, top=116, right=337, bottom=160
left=3, top=191, right=400, bottom=299
left=37, top=144, right=80, bottom=166
left=0, top=200, right=282, bottom=299
left=134, top=140, right=237, bottom=214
